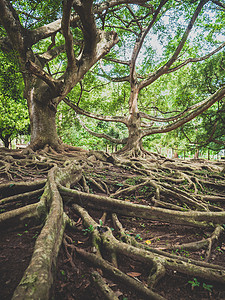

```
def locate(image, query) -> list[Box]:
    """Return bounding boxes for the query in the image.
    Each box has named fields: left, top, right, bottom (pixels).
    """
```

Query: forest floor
left=0, top=147, right=225, bottom=300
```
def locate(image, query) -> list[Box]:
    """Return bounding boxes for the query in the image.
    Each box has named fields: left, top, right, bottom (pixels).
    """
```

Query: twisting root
left=1, top=149, right=225, bottom=299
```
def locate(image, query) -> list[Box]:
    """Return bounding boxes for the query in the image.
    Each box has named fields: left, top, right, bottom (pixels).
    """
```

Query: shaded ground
left=0, top=147, right=225, bottom=299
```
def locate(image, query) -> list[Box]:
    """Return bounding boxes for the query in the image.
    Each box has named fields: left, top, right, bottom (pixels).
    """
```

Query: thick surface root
left=0, top=148, right=225, bottom=299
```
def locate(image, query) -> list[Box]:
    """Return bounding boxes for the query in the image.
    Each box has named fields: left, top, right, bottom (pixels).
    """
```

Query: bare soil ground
left=0, top=147, right=225, bottom=299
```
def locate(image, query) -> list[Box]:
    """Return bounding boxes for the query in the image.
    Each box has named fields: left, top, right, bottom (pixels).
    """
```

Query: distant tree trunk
left=173, top=151, right=178, bottom=158
left=4, top=138, right=10, bottom=148
left=194, top=149, right=199, bottom=159
left=0, top=133, right=11, bottom=148
left=208, top=149, right=210, bottom=160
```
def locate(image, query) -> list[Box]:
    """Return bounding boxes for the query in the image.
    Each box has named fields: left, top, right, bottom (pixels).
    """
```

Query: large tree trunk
left=123, top=114, right=143, bottom=155
left=28, top=100, right=61, bottom=151
left=25, top=75, right=62, bottom=151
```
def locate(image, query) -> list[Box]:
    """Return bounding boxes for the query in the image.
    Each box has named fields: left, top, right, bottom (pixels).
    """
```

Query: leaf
left=144, top=240, right=151, bottom=245
left=127, top=272, right=141, bottom=277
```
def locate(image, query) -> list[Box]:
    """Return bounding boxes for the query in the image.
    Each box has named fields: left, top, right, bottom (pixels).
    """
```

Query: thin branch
left=139, top=95, right=217, bottom=123
left=77, top=81, right=83, bottom=106
left=181, top=121, right=218, bottom=147
left=130, top=0, right=167, bottom=83
left=63, top=97, right=128, bottom=125
left=141, top=85, right=225, bottom=137
left=139, top=0, right=209, bottom=89
left=212, top=0, right=225, bottom=9
left=104, top=57, right=130, bottom=66
left=166, top=42, right=225, bottom=74
left=94, top=0, right=152, bottom=14
left=75, top=114, right=127, bottom=145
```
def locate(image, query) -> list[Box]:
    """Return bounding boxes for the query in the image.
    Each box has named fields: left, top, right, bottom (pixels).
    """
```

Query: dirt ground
left=0, top=149, right=225, bottom=299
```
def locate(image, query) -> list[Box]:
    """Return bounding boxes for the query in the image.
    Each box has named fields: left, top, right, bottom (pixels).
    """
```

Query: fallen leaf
left=76, top=218, right=82, bottom=226
left=144, top=240, right=151, bottom=245
left=108, top=283, right=117, bottom=287
left=127, top=272, right=141, bottom=277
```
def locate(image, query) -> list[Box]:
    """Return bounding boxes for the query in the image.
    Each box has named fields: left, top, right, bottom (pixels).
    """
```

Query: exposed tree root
left=0, top=148, right=225, bottom=299
left=91, top=271, right=120, bottom=300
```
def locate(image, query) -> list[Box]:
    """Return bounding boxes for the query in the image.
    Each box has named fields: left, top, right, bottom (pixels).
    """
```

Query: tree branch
left=212, top=0, right=225, bottom=9
left=37, top=44, right=66, bottom=66
left=73, top=0, right=97, bottom=58
left=62, top=0, right=76, bottom=69
left=141, top=85, right=225, bottom=137
left=166, top=41, right=225, bottom=74
left=139, top=0, right=209, bottom=89
left=130, top=0, right=167, bottom=83
left=104, top=57, right=130, bottom=66
left=28, top=19, right=62, bottom=47
left=64, top=97, right=128, bottom=125
left=0, top=0, right=27, bottom=56
left=75, top=114, right=127, bottom=145
left=25, top=60, right=61, bottom=90
left=139, top=96, right=217, bottom=123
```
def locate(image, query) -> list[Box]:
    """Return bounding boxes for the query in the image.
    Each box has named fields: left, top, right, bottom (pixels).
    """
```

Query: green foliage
left=1, top=0, right=225, bottom=153
left=188, top=278, right=213, bottom=292
left=203, top=283, right=213, bottom=292
left=0, top=52, right=29, bottom=147
left=188, top=278, right=200, bottom=288
left=82, top=225, right=94, bottom=235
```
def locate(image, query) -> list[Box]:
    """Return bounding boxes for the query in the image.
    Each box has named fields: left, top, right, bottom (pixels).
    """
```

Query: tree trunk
left=117, top=86, right=143, bottom=156
left=28, top=100, right=61, bottom=151
left=25, top=76, right=62, bottom=151
left=194, top=149, right=199, bottom=159
left=0, top=133, right=11, bottom=148
left=208, top=149, right=210, bottom=160
left=173, top=151, right=178, bottom=159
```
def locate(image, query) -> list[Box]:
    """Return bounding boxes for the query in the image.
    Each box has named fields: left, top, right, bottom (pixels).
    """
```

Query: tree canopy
left=0, top=0, right=225, bottom=155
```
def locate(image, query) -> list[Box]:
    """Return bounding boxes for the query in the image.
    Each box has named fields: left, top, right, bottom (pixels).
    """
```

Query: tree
left=1, top=2, right=225, bottom=299
left=65, top=0, right=225, bottom=156
left=0, top=0, right=119, bottom=150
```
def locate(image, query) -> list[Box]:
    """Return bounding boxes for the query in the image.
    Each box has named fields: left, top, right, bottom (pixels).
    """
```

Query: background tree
left=65, top=0, right=225, bottom=157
